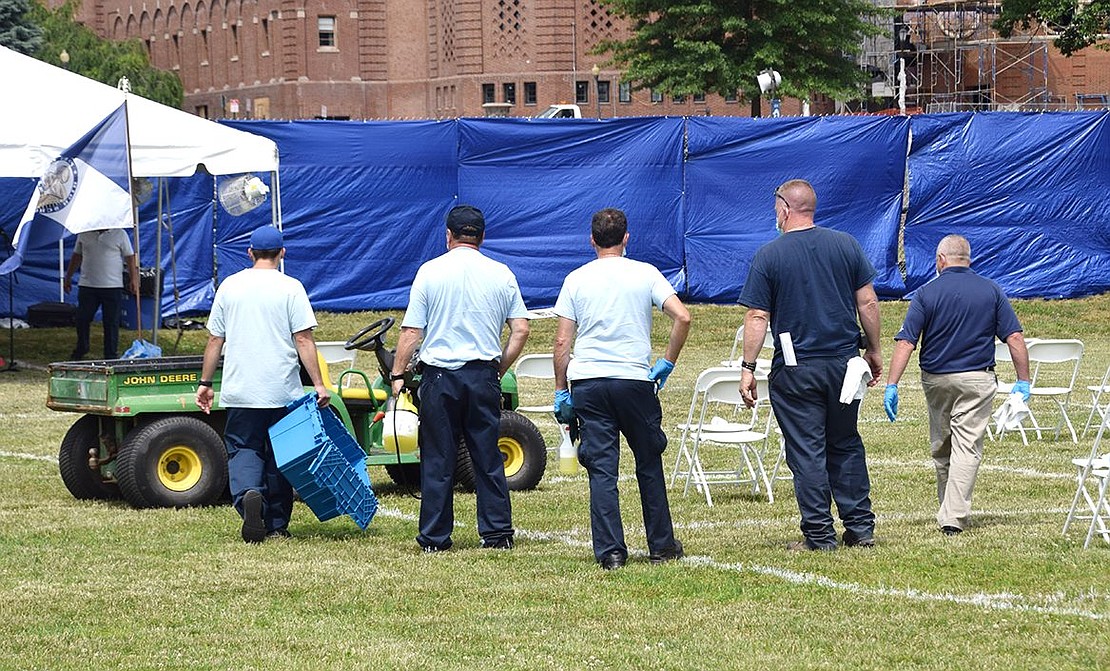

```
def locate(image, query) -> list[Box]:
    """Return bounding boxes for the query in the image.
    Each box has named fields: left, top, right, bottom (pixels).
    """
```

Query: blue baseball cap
left=249, top=225, right=284, bottom=251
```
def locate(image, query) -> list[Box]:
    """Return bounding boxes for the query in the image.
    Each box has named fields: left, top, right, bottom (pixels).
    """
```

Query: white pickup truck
left=535, top=104, right=583, bottom=119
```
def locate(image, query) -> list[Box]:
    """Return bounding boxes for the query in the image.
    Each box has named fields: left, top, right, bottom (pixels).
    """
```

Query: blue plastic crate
left=309, top=443, right=378, bottom=530
left=270, top=393, right=377, bottom=528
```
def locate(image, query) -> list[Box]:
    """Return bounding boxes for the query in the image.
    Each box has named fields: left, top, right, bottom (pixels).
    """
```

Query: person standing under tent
left=884, top=234, right=1031, bottom=536
left=553, top=207, right=691, bottom=570
left=738, top=179, right=882, bottom=551
left=391, top=205, right=531, bottom=553
left=195, top=225, right=330, bottom=543
left=64, top=228, right=139, bottom=360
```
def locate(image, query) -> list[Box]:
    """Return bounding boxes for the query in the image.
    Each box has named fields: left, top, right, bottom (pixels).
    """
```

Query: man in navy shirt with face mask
left=738, top=179, right=883, bottom=552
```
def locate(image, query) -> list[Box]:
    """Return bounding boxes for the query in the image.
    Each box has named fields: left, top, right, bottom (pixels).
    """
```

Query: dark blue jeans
left=224, top=407, right=294, bottom=533
left=417, top=362, right=513, bottom=549
left=572, top=378, right=677, bottom=562
left=74, top=286, right=122, bottom=359
left=769, top=357, right=875, bottom=549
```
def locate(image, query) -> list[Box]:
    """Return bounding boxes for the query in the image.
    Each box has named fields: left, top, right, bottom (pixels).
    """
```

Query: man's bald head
left=936, top=234, right=971, bottom=267
left=775, top=179, right=817, bottom=215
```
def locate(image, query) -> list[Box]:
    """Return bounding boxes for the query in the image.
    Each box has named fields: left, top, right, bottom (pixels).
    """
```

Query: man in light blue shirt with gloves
left=885, top=234, right=1030, bottom=536
left=553, top=207, right=691, bottom=570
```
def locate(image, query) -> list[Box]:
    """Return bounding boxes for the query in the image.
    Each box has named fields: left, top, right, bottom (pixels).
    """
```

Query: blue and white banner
left=0, top=103, right=132, bottom=275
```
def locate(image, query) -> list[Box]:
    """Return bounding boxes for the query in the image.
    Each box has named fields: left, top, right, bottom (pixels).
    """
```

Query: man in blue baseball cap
left=196, top=225, right=330, bottom=543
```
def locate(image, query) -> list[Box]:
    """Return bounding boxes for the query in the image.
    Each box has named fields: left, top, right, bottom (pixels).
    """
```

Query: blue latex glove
left=554, top=389, right=575, bottom=425
left=883, top=384, right=899, bottom=422
left=1012, top=379, right=1031, bottom=402
left=648, top=358, right=676, bottom=390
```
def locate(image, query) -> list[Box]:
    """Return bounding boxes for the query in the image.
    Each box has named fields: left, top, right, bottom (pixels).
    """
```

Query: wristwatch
left=198, top=380, right=213, bottom=387
left=389, top=372, right=406, bottom=382
left=740, top=361, right=757, bottom=372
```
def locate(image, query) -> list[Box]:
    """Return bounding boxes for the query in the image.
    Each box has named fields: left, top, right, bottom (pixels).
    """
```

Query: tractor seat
left=316, top=352, right=388, bottom=403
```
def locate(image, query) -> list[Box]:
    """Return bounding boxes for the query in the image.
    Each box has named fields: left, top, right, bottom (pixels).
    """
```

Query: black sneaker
left=481, top=537, right=514, bottom=550
left=240, top=490, right=266, bottom=544
left=941, top=525, right=963, bottom=536
left=842, top=530, right=875, bottom=548
left=649, top=540, right=685, bottom=564
left=419, top=539, right=453, bottom=553
left=266, top=528, right=292, bottom=540
left=598, top=551, right=626, bottom=570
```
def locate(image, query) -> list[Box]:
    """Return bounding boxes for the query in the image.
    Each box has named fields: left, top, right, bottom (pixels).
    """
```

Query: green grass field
left=2, top=297, right=1109, bottom=670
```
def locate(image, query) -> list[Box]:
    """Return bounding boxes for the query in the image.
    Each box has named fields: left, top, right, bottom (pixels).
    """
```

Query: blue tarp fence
left=2, top=111, right=1109, bottom=318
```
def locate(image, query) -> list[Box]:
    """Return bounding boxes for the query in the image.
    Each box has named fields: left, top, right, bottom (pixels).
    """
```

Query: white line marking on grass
left=672, top=507, right=1073, bottom=531
left=373, top=505, right=1107, bottom=621
left=870, top=458, right=1071, bottom=480
left=0, top=450, right=57, bottom=463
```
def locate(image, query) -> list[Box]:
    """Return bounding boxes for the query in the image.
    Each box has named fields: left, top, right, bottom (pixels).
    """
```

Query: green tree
left=28, top=1, right=182, bottom=107
left=0, top=0, right=42, bottom=55
left=597, top=0, right=886, bottom=111
left=994, top=0, right=1110, bottom=55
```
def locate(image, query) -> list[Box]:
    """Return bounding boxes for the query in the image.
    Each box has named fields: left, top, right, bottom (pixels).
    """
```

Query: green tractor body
left=48, top=350, right=547, bottom=510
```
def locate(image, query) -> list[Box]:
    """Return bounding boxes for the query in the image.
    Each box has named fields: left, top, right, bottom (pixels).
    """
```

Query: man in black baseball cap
left=391, top=202, right=530, bottom=553
left=445, top=205, right=486, bottom=240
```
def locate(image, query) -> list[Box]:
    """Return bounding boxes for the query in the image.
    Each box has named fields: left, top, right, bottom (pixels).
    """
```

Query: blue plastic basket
left=270, top=393, right=378, bottom=528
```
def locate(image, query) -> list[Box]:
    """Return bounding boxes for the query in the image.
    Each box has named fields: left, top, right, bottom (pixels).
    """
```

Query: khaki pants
left=921, top=370, right=997, bottom=530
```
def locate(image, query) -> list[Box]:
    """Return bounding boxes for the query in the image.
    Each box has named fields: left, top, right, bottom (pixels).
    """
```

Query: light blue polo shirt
left=208, top=268, right=318, bottom=408
left=402, top=247, right=529, bottom=369
left=554, top=256, right=676, bottom=381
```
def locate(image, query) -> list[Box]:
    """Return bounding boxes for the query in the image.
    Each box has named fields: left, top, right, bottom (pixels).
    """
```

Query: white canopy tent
left=0, top=45, right=281, bottom=345
left=0, top=45, right=278, bottom=178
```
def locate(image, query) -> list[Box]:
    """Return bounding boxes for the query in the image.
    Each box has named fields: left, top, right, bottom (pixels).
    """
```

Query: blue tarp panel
left=905, top=112, right=1110, bottom=298
left=7, top=112, right=1110, bottom=319
left=685, top=115, right=910, bottom=302
left=225, top=120, right=459, bottom=310
left=0, top=177, right=68, bottom=317
left=457, top=117, right=686, bottom=306
left=135, top=176, right=217, bottom=317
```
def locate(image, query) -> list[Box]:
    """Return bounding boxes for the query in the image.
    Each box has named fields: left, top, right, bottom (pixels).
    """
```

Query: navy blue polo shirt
left=895, top=266, right=1022, bottom=374
left=739, top=227, right=876, bottom=365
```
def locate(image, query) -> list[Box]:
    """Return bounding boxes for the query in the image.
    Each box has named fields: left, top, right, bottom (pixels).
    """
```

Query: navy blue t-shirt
left=895, top=266, right=1022, bottom=374
left=739, top=227, right=876, bottom=366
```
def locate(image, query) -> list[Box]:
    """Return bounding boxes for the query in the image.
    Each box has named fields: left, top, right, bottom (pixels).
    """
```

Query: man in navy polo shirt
left=738, top=179, right=883, bottom=551
left=884, top=234, right=1030, bottom=536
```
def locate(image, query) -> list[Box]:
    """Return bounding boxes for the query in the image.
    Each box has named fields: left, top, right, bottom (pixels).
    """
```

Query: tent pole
left=272, top=170, right=283, bottom=273
left=58, top=239, right=64, bottom=302
left=152, top=177, right=163, bottom=346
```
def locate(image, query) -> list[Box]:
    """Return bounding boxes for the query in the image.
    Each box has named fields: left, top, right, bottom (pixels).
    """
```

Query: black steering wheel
left=344, top=317, right=396, bottom=352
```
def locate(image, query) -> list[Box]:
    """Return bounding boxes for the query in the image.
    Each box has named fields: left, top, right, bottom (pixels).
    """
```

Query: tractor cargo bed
left=48, top=356, right=214, bottom=416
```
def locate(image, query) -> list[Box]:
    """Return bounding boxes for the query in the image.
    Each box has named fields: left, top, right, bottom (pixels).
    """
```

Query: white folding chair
left=720, top=325, right=773, bottom=373
left=1081, top=364, right=1110, bottom=439
left=1061, top=403, right=1105, bottom=543
left=671, top=367, right=747, bottom=487
left=1025, top=339, right=1084, bottom=443
left=315, top=341, right=357, bottom=387
left=513, top=353, right=556, bottom=414
left=1084, top=465, right=1110, bottom=548
left=683, top=373, right=778, bottom=506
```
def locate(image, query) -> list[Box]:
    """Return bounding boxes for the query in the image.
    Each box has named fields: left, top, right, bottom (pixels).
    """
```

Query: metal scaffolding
left=861, top=0, right=1062, bottom=113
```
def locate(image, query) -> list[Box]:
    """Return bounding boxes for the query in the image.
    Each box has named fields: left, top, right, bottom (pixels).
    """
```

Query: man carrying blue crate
left=391, top=205, right=530, bottom=553
left=195, top=225, right=331, bottom=543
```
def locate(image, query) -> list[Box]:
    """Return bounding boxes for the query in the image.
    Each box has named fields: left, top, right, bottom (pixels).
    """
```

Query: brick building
left=53, top=1, right=1110, bottom=120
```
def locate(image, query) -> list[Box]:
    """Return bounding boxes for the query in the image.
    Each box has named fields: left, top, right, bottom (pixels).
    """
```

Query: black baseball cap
left=446, top=205, right=485, bottom=236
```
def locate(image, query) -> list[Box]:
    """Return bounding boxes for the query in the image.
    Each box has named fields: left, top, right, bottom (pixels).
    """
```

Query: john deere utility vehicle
left=47, top=317, right=547, bottom=508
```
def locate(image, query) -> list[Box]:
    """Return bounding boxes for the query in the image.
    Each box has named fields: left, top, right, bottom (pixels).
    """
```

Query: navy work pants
left=769, top=357, right=875, bottom=549
left=573, top=378, right=677, bottom=562
left=74, top=286, right=122, bottom=359
left=224, top=407, right=294, bottom=533
left=417, top=362, right=513, bottom=549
